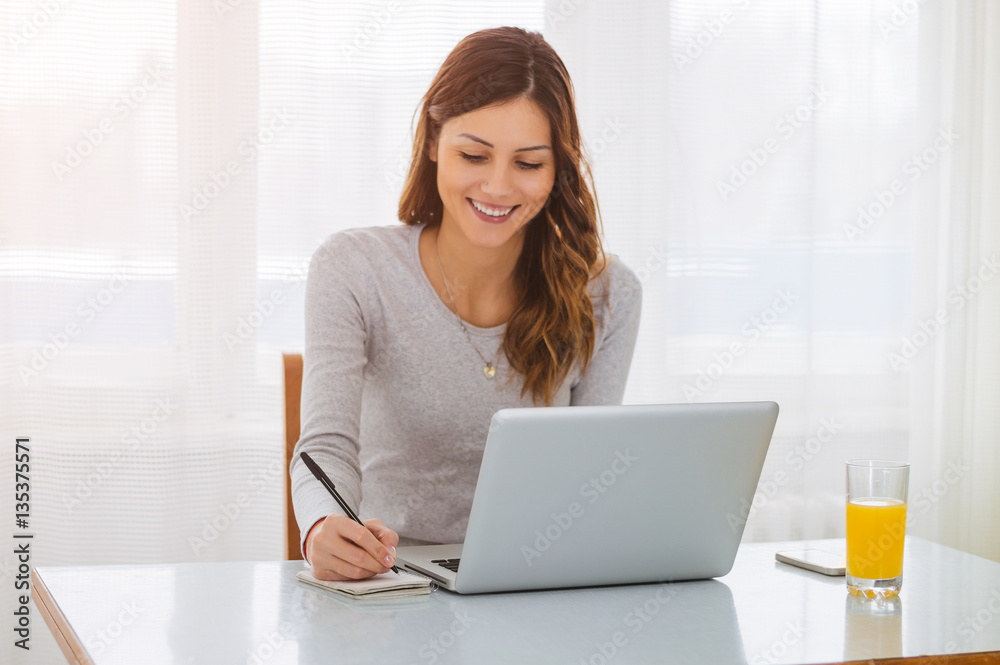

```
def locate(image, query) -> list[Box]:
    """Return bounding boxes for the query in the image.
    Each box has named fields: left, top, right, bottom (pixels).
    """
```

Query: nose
left=481, top=163, right=514, bottom=199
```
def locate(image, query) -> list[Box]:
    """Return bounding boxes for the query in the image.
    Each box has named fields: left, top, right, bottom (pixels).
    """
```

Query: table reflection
left=843, top=593, right=902, bottom=661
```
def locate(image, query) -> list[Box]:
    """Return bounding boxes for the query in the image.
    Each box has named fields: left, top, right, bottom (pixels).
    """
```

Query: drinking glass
left=845, top=460, right=909, bottom=598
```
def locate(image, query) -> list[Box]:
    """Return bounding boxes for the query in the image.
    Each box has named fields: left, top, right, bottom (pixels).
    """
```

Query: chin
left=468, top=221, right=529, bottom=248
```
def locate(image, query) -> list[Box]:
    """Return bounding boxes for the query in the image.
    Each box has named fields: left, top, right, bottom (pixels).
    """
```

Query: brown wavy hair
left=397, top=26, right=607, bottom=406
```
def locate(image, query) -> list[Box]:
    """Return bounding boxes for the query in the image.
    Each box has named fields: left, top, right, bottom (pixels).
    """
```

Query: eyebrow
left=456, top=133, right=552, bottom=152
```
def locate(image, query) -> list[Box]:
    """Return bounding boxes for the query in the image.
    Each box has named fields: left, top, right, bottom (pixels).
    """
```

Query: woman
left=291, top=26, right=642, bottom=581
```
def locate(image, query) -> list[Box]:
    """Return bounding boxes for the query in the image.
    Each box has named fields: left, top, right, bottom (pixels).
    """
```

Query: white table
left=31, top=537, right=1000, bottom=664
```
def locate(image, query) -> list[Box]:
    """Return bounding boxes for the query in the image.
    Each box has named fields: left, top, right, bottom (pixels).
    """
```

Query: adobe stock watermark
left=246, top=621, right=296, bottom=665
left=189, top=456, right=288, bottom=555
left=727, top=417, right=843, bottom=534
left=877, top=0, right=925, bottom=40
left=682, top=287, right=797, bottom=402
left=213, top=0, right=247, bottom=19
left=264, top=585, right=339, bottom=658
left=887, top=255, right=998, bottom=371
left=85, top=601, right=143, bottom=657
left=63, top=398, right=175, bottom=514
left=848, top=519, right=906, bottom=582
left=750, top=621, right=803, bottom=665
left=584, top=116, right=628, bottom=163
left=179, top=107, right=294, bottom=222
left=520, top=449, right=638, bottom=567
left=384, top=73, right=498, bottom=192
left=52, top=63, right=168, bottom=181
left=717, top=86, right=831, bottom=201
left=946, top=587, right=1000, bottom=651
left=527, top=123, right=623, bottom=225
left=843, top=127, right=957, bottom=243
left=18, top=270, right=132, bottom=385
left=342, top=1, right=402, bottom=61
left=540, top=167, right=581, bottom=215
left=633, top=246, right=668, bottom=284
left=382, top=140, right=417, bottom=192
left=908, top=458, right=970, bottom=524
left=222, top=269, right=305, bottom=353
left=7, top=0, right=67, bottom=53
left=546, top=0, right=587, bottom=31
left=673, top=0, right=752, bottom=72
left=287, top=584, right=332, bottom=625
left=224, top=260, right=308, bottom=351
left=576, top=582, right=679, bottom=665
left=416, top=608, right=477, bottom=664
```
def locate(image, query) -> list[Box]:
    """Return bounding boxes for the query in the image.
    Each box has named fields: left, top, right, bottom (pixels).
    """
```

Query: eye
left=459, top=152, right=544, bottom=171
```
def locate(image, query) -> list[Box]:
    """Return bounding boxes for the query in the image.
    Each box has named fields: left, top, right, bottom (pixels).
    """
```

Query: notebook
left=296, top=568, right=432, bottom=599
left=396, top=401, right=779, bottom=594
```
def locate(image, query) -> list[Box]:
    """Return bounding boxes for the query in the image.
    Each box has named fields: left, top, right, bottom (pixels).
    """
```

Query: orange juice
left=846, top=498, right=907, bottom=580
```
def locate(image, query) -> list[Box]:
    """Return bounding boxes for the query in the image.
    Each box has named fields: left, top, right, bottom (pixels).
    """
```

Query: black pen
left=299, top=451, right=400, bottom=574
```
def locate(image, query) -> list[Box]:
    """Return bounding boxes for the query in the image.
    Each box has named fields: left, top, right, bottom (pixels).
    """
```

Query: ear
left=427, top=138, right=438, bottom=163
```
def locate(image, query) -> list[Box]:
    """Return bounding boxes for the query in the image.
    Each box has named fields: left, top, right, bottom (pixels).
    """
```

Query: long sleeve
left=289, top=234, right=369, bottom=558
left=287, top=224, right=644, bottom=551
left=570, top=255, right=643, bottom=406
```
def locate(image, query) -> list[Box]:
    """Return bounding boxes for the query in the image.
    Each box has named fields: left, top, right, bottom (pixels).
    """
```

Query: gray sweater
left=290, top=223, right=642, bottom=555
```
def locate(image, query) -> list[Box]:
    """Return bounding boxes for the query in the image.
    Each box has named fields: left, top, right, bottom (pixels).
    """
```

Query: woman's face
left=430, top=97, right=556, bottom=252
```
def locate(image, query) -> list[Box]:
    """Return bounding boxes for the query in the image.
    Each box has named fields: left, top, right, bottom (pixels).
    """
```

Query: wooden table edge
left=31, top=567, right=94, bottom=665
left=833, top=651, right=1000, bottom=664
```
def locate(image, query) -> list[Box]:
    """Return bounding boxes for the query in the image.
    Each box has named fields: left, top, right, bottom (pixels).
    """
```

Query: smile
left=468, top=198, right=517, bottom=217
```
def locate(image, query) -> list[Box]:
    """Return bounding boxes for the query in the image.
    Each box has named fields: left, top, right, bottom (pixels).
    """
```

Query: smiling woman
left=420, top=97, right=557, bottom=337
left=429, top=98, right=554, bottom=251
left=401, top=27, right=621, bottom=403
left=289, top=26, right=642, bottom=583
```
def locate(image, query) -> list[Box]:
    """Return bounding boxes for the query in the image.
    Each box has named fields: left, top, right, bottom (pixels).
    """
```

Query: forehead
left=442, top=98, right=551, bottom=145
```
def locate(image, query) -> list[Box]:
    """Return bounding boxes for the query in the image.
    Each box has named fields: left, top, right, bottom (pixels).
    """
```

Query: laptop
left=396, top=401, right=779, bottom=594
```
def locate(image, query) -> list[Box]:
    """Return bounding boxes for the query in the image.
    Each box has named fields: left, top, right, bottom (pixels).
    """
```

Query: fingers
left=307, top=515, right=398, bottom=581
left=364, top=518, right=400, bottom=553
left=348, top=518, right=397, bottom=569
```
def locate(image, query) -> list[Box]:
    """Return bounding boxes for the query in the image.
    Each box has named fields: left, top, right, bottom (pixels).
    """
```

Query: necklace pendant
left=484, top=364, right=496, bottom=379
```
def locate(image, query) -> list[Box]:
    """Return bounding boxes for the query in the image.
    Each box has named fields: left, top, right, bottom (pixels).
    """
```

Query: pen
left=299, top=451, right=400, bottom=574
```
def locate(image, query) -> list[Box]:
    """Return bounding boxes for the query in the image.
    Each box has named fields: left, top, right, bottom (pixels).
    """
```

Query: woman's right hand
left=304, top=514, right=399, bottom=581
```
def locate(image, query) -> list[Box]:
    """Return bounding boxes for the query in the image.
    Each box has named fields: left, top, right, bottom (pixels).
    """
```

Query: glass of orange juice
left=846, top=460, right=909, bottom=599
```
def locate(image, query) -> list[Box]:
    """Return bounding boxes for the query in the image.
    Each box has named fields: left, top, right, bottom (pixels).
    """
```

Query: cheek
left=442, top=160, right=478, bottom=194
left=529, top=174, right=556, bottom=204
left=437, top=164, right=462, bottom=198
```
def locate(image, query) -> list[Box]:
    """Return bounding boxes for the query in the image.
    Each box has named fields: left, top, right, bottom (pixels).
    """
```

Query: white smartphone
left=775, top=549, right=846, bottom=576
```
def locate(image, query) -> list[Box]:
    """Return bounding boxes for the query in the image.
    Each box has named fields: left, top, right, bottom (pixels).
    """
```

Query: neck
left=433, top=224, right=522, bottom=305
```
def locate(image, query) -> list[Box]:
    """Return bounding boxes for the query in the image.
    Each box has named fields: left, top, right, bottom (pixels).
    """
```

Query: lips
left=467, top=198, right=518, bottom=224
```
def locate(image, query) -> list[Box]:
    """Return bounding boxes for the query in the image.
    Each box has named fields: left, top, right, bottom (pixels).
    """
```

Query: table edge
left=833, top=650, right=1000, bottom=664
left=32, top=567, right=94, bottom=665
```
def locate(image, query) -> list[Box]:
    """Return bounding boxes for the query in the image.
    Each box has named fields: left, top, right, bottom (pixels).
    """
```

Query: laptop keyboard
left=431, top=558, right=460, bottom=573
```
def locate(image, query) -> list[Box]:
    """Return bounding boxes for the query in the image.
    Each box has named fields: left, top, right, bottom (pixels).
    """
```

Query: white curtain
left=544, top=0, right=999, bottom=556
left=914, top=0, right=1000, bottom=559
left=2, top=1, right=998, bottom=662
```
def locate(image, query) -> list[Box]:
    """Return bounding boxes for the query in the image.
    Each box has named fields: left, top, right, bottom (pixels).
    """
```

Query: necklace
left=434, top=233, right=498, bottom=379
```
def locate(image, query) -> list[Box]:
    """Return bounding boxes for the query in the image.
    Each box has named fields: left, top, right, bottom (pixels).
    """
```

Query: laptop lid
left=448, top=401, right=778, bottom=594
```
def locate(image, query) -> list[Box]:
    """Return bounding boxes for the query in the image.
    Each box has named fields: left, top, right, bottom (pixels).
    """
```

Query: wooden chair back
left=282, top=352, right=304, bottom=560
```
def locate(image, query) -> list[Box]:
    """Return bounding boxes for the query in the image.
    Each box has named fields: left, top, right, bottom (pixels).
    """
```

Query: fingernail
left=384, top=554, right=393, bottom=565
left=390, top=546, right=397, bottom=557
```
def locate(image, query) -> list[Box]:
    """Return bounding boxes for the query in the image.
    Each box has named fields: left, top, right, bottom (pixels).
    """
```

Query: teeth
left=471, top=199, right=514, bottom=217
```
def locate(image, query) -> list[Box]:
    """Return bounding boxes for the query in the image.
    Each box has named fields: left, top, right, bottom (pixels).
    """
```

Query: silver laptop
left=396, top=401, right=779, bottom=594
